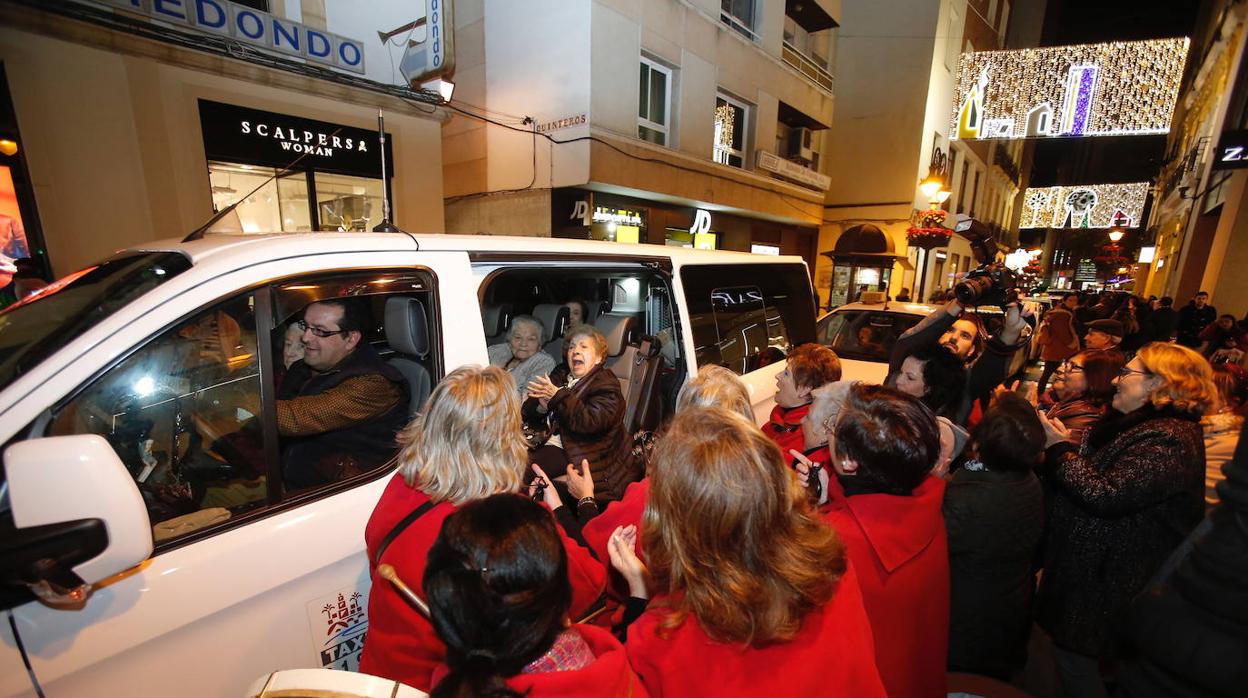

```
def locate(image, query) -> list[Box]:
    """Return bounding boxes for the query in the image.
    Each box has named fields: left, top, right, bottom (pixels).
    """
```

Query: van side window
left=49, top=293, right=265, bottom=543
left=45, top=269, right=438, bottom=548
left=272, top=272, right=436, bottom=493
left=680, top=263, right=816, bottom=375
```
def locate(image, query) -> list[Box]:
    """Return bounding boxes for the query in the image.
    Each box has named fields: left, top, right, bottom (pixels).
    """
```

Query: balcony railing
left=721, top=11, right=761, bottom=43
left=782, top=40, right=834, bottom=92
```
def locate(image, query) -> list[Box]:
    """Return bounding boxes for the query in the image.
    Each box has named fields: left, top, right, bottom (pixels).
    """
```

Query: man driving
left=278, top=298, right=409, bottom=489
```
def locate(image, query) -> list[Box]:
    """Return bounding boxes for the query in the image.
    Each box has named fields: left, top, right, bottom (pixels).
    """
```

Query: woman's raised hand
left=608, top=525, right=648, bottom=599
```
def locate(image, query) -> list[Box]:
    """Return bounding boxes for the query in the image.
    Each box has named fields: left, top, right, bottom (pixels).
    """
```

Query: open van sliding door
left=673, top=262, right=818, bottom=425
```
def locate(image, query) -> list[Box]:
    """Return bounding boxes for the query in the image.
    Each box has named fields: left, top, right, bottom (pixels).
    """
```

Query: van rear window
left=680, top=263, right=815, bottom=375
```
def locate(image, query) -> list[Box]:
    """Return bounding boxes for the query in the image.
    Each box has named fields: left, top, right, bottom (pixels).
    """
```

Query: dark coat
left=1144, top=306, right=1180, bottom=343
left=1045, top=396, right=1108, bottom=448
left=1118, top=422, right=1248, bottom=697
left=278, top=343, right=409, bottom=488
left=943, top=468, right=1045, bottom=679
left=1038, top=307, right=1080, bottom=362
left=1037, top=405, right=1206, bottom=657
left=1177, top=304, right=1217, bottom=347
left=523, top=362, right=638, bottom=503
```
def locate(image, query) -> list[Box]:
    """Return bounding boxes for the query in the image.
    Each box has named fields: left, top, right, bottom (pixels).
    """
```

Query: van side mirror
left=2, top=435, right=153, bottom=609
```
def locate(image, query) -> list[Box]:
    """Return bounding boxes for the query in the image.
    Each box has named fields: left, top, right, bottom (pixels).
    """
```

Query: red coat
left=358, top=474, right=607, bottom=691
left=430, top=625, right=647, bottom=698
left=625, top=563, right=886, bottom=697
left=820, top=475, right=950, bottom=698
left=583, top=478, right=650, bottom=570
left=762, top=402, right=811, bottom=457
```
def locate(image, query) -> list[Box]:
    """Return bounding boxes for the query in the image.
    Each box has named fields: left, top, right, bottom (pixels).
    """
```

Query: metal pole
left=917, top=247, right=930, bottom=302
left=373, top=109, right=399, bottom=232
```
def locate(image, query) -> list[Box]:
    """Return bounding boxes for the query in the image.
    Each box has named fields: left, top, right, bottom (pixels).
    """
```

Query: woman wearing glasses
left=1042, top=349, right=1126, bottom=447
left=1036, top=343, right=1214, bottom=698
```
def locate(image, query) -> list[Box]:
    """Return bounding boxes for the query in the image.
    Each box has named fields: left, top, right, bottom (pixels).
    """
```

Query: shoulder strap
left=373, top=500, right=436, bottom=567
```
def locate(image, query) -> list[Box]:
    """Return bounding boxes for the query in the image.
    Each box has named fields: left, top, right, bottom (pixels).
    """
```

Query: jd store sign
left=199, top=100, right=393, bottom=178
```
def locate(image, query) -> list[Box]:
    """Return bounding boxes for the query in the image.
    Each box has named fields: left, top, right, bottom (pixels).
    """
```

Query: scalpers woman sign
left=199, top=100, right=393, bottom=179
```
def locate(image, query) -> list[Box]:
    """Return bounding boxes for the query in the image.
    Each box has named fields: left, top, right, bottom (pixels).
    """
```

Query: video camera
left=952, top=217, right=1017, bottom=308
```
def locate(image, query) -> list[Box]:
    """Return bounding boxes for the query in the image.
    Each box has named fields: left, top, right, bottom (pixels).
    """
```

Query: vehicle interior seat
left=593, top=312, right=665, bottom=432
left=532, top=303, right=571, bottom=359
left=594, top=312, right=639, bottom=392
left=482, top=302, right=513, bottom=346
left=383, top=296, right=432, bottom=416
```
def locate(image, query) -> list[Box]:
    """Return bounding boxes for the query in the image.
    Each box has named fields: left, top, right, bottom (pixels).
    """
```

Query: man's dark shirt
left=1177, top=304, right=1217, bottom=348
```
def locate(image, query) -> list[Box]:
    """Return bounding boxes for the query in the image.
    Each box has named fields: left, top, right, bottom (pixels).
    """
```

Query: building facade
left=0, top=0, right=447, bottom=278
left=1143, top=0, right=1248, bottom=315
left=441, top=0, right=839, bottom=276
left=822, top=0, right=1040, bottom=306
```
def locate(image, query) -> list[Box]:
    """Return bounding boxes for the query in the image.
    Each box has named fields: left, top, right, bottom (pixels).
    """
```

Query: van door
left=672, top=261, right=817, bottom=424
left=0, top=249, right=477, bottom=698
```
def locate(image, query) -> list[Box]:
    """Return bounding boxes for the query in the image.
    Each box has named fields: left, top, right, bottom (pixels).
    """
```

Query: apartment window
left=714, top=94, right=749, bottom=168
left=957, top=161, right=969, bottom=214
left=639, top=58, right=672, bottom=146
left=721, top=0, right=758, bottom=41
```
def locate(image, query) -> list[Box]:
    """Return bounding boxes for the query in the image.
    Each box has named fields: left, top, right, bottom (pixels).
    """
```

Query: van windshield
left=0, top=252, right=191, bottom=392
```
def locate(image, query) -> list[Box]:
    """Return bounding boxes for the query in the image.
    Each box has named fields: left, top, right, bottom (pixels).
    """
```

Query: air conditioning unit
left=786, top=127, right=815, bottom=163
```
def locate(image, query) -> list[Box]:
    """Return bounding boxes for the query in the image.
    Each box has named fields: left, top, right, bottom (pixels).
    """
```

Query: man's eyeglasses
left=1118, top=366, right=1151, bottom=379
left=294, top=319, right=346, bottom=338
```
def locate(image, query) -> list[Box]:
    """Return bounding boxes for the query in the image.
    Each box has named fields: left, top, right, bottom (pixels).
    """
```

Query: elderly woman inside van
left=524, top=325, right=638, bottom=504
left=488, top=315, right=557, bottom=399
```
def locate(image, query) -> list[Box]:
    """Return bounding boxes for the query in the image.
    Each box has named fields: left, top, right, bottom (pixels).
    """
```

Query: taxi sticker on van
left=306, top=587, right=370, bottom=671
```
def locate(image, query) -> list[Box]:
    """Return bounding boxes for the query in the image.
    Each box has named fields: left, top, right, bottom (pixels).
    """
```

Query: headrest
left=481, top=303, right=511, bottom=337
left=532, top=303, right=569, bottom=343
left=384, top=296, right=429, bottom=358
left=594, top=312, right=637, bottom=356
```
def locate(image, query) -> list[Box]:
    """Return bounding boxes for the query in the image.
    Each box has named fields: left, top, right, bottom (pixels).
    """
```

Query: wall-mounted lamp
left=919, top=147, right=950, bottom=203
left=1107, top=228, right=1125, bottom=243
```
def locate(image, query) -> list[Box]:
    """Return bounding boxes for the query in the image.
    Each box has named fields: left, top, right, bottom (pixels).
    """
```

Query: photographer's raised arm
left=965, top=303, right=1029, bottom=413
left=887, top=300, right=964, bottom=380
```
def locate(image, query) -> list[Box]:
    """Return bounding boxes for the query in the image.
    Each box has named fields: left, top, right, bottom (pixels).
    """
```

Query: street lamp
left=919, top=147, right=950, bottom=202
left=1108, top=228, right=1125, bottom=243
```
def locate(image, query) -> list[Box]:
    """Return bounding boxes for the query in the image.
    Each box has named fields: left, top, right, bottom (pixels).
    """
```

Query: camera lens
left=955, top=274, right=995, bottom=305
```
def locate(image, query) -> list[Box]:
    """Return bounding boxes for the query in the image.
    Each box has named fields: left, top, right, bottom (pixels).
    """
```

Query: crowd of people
left=257, top=284, right=1247, bottom=697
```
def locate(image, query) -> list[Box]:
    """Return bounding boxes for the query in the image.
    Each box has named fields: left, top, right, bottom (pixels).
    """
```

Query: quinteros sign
left=102, top=0, right=366, bottom=74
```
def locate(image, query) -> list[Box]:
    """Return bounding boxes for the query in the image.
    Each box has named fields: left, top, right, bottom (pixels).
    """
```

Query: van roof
left=138, top=232, right=806, bottom=267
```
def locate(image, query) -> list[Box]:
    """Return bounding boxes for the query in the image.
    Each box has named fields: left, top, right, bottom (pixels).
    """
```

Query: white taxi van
left=0, top=232, right=817, bottom=697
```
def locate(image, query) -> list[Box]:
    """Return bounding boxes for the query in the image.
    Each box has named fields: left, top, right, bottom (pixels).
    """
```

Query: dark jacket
left=523, top=362, right=638, bottom=503
left=943, top=467, right=1045, bottom=680
left=1177, top=304, right=1217, bottom=348
left=887, top=306, right=1020, bottom=425
left=278, top=344, right=408, bottom=489
left=1045, top=396, right=1108, bottom=448
left=1144, top=306, right=1180, bottom=343
left=1118, top=422, right=1248, bottom=697
left=1036, top=405, right=1206, bottom=657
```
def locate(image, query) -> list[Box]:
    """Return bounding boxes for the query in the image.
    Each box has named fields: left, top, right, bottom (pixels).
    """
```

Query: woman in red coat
left=762, top=343, right=842, bottom=455
left=796, top=383, right=950, bottom=698
left=425, top=494, right=645, bottom=698
left=624, top=407, right=886, bottom=697
left=358, top=366, right=606, bottom=691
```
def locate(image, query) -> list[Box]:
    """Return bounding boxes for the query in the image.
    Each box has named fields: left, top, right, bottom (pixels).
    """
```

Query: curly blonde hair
left=1136, top=342, right=1217, bottom=416
left=642, top=407, right=846, bottom=646
left=396, top=365, right=527, bottom=504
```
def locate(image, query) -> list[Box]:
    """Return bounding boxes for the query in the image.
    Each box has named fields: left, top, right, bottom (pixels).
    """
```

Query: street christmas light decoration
left=950, top=37, right=1189, bottom=140
left=1019, top=182, right=1149, bottom=229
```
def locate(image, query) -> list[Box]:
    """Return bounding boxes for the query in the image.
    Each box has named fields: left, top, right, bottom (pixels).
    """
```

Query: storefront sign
left=199, top=100, right=392, bottom=178
left=1074, top=259, right=1098, bottom=283
left=689, top=209, right=712, bottom=235
left=756, top=151, right=831, bottom=191
left=592, top=206, right=644, bottom=226
left=536, top=114, right=587, bottom=133
left=101, top=0, right=366, bottom=74
left=400, top=0, right=456, bottom=85
left=1213, top=130, right=1248, bottom=170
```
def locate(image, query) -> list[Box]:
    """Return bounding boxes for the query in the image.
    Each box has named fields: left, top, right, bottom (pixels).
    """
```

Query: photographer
left=887, top=225, right=1029, bottom=426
